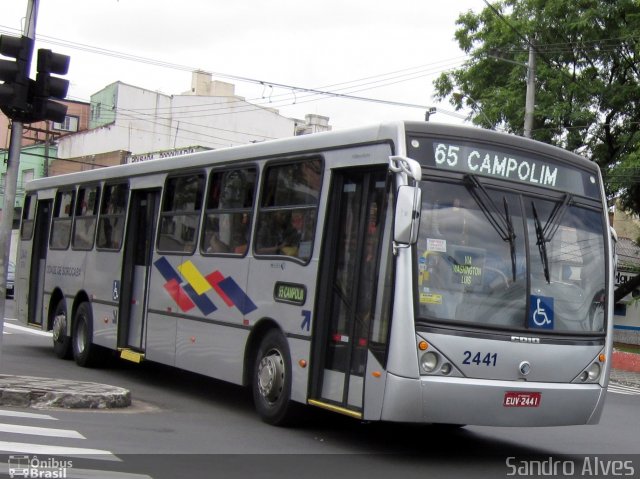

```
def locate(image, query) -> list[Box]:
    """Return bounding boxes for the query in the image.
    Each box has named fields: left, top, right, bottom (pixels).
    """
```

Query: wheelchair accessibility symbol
left=529, top=295, right=554, bottom=330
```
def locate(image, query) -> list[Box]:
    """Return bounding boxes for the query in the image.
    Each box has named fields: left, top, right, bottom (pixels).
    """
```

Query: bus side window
left=254, top=159, right=321, bottom=261
left=157, top=173, right=205, bottom=254
left=20, top=194, right=36, bottom=241
left=97, top=183, right=128, bottom=250
left=50, top=190, right=75, bottom=250
left=72, top=185, right=100, bottom=250
left=201, top=167, right=256, bottom=256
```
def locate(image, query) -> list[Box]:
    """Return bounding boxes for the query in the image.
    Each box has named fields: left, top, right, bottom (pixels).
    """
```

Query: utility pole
left=0, top=0, right=38, bottom=358
left=523, top=40, right=536, bottom=139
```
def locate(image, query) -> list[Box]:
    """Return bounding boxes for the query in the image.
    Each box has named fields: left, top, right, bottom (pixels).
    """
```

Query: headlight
left=420, top=352, right=438, bottom=373
left=579, top=362, right=601, bottom=382
left=587, top=362, right=601, bottom=381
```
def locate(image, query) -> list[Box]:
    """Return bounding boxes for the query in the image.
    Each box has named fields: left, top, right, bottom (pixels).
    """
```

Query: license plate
left=503, top=391, right=541, bottom=407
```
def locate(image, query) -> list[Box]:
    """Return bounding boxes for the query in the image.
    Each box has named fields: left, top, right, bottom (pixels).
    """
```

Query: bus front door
left=118, top=189, right=159, bottom=355
left=28, top=199, right=52, bottom=326
left=311, top=167, right=388, bottom=417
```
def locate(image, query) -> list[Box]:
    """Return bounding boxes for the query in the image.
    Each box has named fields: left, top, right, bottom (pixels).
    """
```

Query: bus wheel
left=72, top=302, right=101, bottom=367
left=252, top=330, right=297, bottom=426
left=52, top=300, right=72, bottom=359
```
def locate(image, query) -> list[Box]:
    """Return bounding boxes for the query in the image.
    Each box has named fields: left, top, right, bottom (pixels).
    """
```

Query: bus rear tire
left=252, top=330, right=298, bottom=426
left=52, top=299, right=72, bottom=359
left=72, top=302, right=103, bottom=368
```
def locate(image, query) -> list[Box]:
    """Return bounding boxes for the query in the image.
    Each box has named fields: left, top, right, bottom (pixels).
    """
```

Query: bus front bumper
left=380, top=373, right=606, bottom=426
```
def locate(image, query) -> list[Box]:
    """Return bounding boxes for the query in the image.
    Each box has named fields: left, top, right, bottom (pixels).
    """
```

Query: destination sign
left=406, top=137, right=601, bottom=198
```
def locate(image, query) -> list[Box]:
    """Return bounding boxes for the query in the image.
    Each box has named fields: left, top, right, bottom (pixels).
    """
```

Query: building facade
left=0, top=99, right=90, bottom=214
left=58, top=71, right=331, bottom=163
left=612, top=206, right=640, bottom=345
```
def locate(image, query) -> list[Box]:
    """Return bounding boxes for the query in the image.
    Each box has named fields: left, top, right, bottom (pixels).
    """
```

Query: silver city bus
left=16, top=121, right=614, bottom=426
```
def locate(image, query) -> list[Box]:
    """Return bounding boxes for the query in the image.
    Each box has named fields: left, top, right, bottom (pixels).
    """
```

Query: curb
left=612, top=350, right=640, bottom=373
left=0, top=374, right=131, bottom=409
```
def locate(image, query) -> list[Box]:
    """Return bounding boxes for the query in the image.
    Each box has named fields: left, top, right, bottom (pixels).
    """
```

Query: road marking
left=0, top=409, right=56, bottom=420
left=2, top=322, right=52, bottom=337
left=608, top=383, right=640, bottom=395
left=0, top=422, right=85, bottom=439
left=0, top=440, right=120, bottom=460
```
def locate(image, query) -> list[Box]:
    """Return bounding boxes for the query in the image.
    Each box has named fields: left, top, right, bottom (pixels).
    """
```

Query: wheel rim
left=257, top=348, right=285, bottom=404
left=52, top=312, right=66, bottom=343
left=75, top=318, right=87, bottom=354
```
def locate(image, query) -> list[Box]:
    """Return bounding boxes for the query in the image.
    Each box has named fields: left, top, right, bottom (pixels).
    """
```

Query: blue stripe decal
left=154, top=257, right=181, bottom=283
left=219, top=277, right=258, bottom=315
left=614, top=325, right=640, bottom=331
left=183, top=283, right=217, bottom=315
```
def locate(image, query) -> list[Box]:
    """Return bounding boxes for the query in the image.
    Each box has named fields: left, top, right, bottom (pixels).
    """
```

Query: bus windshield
left=415, top=176, right=606, bottom=334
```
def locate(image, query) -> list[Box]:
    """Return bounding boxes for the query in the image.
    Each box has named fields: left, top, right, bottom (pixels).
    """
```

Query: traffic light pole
left=0, top=0, right=38, bottom=360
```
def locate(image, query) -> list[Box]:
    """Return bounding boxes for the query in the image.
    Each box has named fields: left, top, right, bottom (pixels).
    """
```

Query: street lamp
left=425, top=107, right=436, bottom=122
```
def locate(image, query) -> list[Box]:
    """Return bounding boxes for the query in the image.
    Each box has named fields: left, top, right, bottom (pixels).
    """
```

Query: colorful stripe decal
left=206, top=271, right=234, bottom=307
left=178, top=260, right=211, bottom=296
left=183, top=283, right=217, bottom=315
left=154, top=257, right=257, bottom=317
left=163, top=278, right=195, bottom=312
left=155, top=257, right=181, bottom=282
left=218, top=276, right=258, bottom=315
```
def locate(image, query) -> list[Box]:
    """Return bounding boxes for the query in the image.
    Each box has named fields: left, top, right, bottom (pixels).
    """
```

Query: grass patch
left=614, top=342, right=640, bottom=354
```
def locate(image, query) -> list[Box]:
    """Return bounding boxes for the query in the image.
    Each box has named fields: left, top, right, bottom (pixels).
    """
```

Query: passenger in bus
left=255, top=211, right=299, bottom=256
left=231, top=225, right=248, bottom=254
left=279, top=229, right=300, bottom=257
left=206, top=220, right=230, bottom=253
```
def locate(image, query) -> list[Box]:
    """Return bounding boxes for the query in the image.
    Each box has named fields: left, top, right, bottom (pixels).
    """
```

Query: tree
left=433, top=0, right=640, bottom=215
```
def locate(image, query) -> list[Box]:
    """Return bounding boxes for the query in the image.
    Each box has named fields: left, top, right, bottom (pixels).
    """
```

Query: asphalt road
left=2, top=299, right=640, bottom=478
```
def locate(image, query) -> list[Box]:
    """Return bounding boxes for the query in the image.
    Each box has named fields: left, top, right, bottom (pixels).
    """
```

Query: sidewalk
left=610, top=349, right=640, bottom=387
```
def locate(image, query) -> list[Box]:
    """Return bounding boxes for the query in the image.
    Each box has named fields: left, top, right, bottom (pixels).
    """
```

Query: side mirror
left=394, top=185, right=421, bottom=245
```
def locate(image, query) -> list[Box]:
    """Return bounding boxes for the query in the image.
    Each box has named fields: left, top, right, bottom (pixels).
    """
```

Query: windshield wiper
left=532, top=203, right=550, bottom=283
left=531, top=193, right=573, bottom=284
left=464, top=175, right=517, bottom=281
left=503, top=197, right=517, bottom=282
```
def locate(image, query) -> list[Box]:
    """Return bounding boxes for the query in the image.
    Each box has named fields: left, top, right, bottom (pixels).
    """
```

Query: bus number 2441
left=462, top=351, right=498, bottom=367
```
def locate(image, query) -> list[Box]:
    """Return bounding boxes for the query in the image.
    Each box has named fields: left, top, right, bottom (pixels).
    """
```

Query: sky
left=3, top=0, right=488, bottom=130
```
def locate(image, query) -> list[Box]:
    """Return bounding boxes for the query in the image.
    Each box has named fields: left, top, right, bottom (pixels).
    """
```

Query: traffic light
left=33, top=48, right=70, bottom=123
left=0, top=34, right=34, bottom=121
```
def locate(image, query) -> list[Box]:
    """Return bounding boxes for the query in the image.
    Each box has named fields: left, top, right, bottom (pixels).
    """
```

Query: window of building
left=21, top=169, right=34, bottom=187
left=72, top=185, right=100, bottom=250
left=50, top=190, right=75, bottom=250
left=158, top=173, right=205, bottom=254
left=254, top=159, right=322, bottom=261
left=96, top=183, right=128, bottom=250
left=52, top=116, right=79, bottom=133
left=201, top=167, right=256, bottom=255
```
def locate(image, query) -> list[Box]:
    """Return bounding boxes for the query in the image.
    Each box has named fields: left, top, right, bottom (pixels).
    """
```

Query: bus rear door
left=117, top=189, right=160, bottom=359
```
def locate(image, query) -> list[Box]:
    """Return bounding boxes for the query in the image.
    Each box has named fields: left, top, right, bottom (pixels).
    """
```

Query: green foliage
left=434, top=0, right=640, bottom=215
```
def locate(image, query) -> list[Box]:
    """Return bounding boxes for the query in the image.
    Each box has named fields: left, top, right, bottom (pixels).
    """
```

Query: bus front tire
left=252, top=330, right=298, bottom=426
left=52, top=300, right=72, bottom=359
left=72, top=302, right=102, bottom=368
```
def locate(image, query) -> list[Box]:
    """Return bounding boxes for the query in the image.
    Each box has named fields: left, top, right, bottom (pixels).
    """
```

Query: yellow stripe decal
left=178, top=260, right=211, bottom=295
